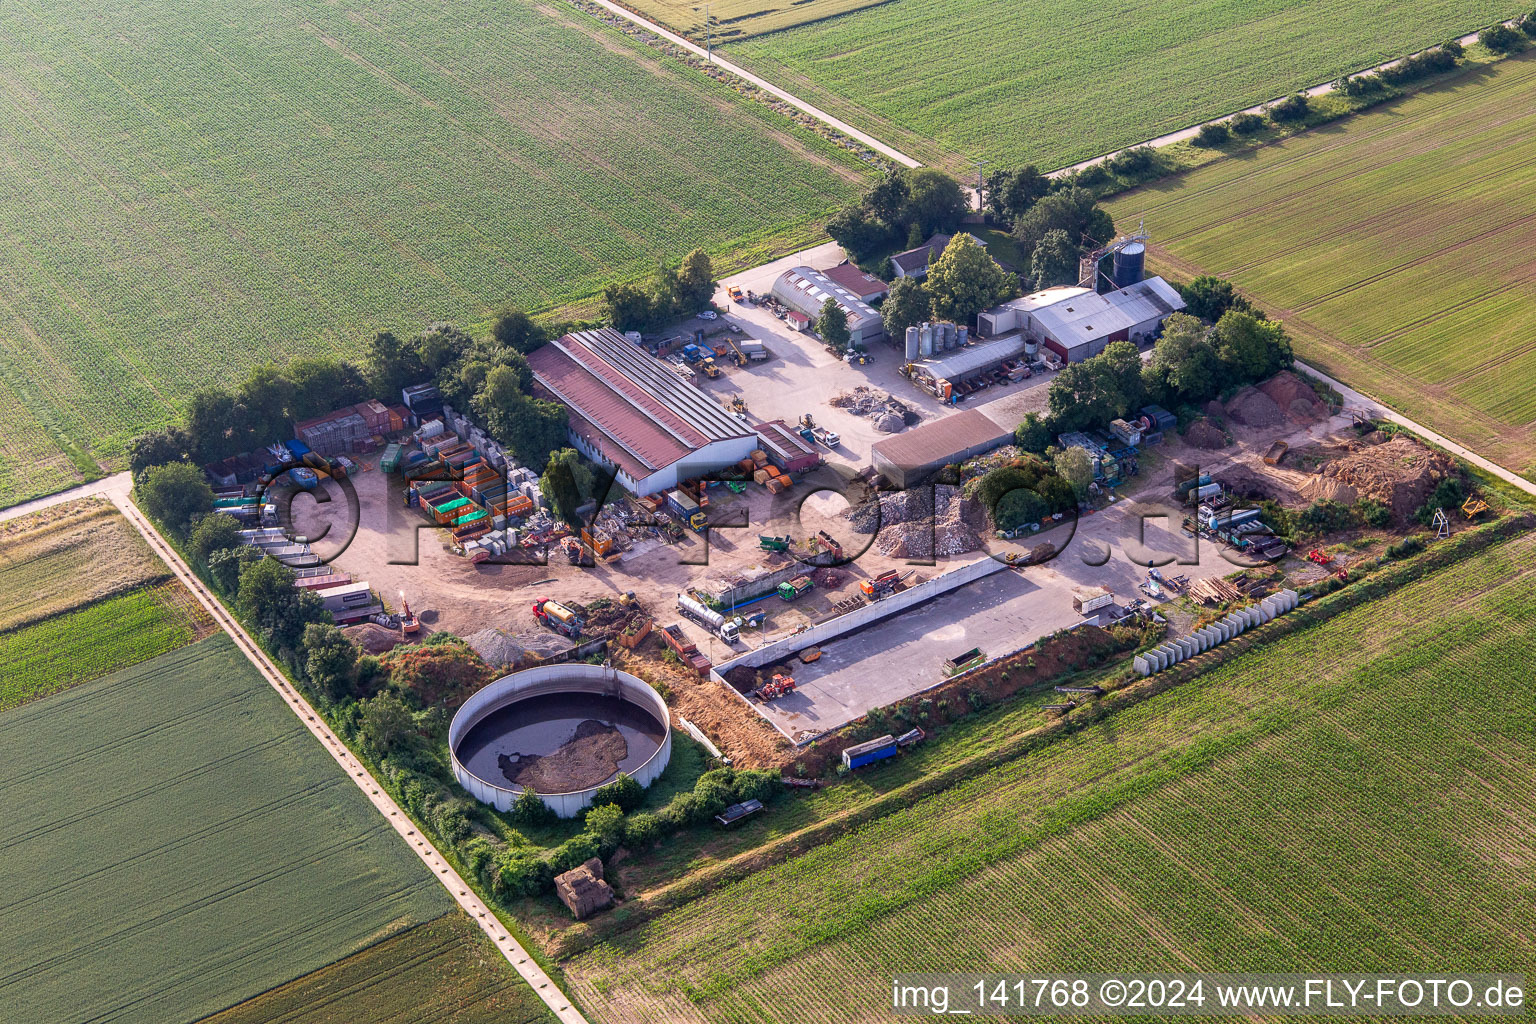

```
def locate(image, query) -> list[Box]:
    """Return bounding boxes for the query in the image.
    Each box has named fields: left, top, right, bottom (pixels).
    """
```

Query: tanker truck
left=676, top=593, right=740, bottom=642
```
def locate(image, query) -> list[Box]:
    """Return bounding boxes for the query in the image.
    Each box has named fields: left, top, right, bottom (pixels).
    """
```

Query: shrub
left=1108, top=146, right=1157, bottom=176
left=1521, top=12, right=1536, bottom=38
left=692, top=768, right=737, bottom=821
left=584, top=803, right=627, bottom=856
left=1075, top=163, right=1110, bottom=187
left=1386, top=535, right=1426, bottom=559
left=1355, top=498, right=1392, bottom=528
left=659, top=791, right=698, bottom=829
left=1230, top=112, right=1265, bottom=135
left=431, top=801, right=474, bottom=845
left=460, top=835, right=496, bottom=878
left=1481, top=24, right=1522, bottom=52
left=495, top=853, right=552, bottom=897
left=995, top=487, right=1050, bottom=531
left=733, top=768, right=780, bottom=804
left=549, top=832, right=603, bottom=875
left=1442, top=37, right=1465, bottom=56
left=1297, top=499, right=1355, bottom=535
left=510, top=787, right=556, bottom=827
left=590, top=772, right=644, bottom=812
left=624, top=811, right=665, bottom=850
left=1415, top=477, right=1465, bottom=524
left=1194, top=121, right=1230, bottom=147
left=1268, top=93, right=1310, bottom=122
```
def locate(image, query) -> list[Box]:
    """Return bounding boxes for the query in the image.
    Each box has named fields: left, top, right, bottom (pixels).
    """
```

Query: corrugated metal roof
left=771, top=267, right=880, bottom=331
left=914, top=334, right=1027, bottom=380
left=1031, top=277, right=1185, bottom=342
left=870, top=408, right=1011, bottom=470
left=822, top=262, right=889, bottom=299
left=528, top=327, right=752, bottom=474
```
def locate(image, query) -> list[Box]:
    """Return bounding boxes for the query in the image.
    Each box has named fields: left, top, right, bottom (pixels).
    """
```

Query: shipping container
left=842, top=735, right=898, bottom=770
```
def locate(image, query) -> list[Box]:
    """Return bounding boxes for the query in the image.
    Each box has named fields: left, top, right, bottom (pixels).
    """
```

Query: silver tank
left=905, top=326, right=919, bottom=361
left=919, top=323, right=933, bottom=356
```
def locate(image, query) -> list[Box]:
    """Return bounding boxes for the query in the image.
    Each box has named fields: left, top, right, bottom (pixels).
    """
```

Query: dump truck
left=662, top=623, right=712, bottom=676
left=677, top=593, right=740, bottom=642
left=665, top=489, right=708, bottom=532
left=532, top=598, right=583, bottom=638
left=810, top=425, right=841, bottom=449
left=776, top=576, right=814, bottom=601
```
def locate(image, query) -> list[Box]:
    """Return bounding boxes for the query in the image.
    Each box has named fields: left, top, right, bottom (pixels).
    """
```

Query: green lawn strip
left=0, top=587, right=198, bottom=712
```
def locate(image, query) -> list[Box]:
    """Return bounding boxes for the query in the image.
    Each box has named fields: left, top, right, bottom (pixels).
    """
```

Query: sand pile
left=1259, top=371, right=1328, bottom=423
left=497, top=720, right=628, bottom=792
left=1309, top=435, right=1454, bottom=520
left=1225, top=387, right=1284, bottom=427
left=1184, top=419, right=1228, bottom=450
left=465, top=628, right=527, bottom=669
left=344, top=622, right=409, bottom=655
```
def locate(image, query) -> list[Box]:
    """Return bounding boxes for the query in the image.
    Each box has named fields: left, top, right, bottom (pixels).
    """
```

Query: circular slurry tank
left=449, top=664, right=671, bottom=819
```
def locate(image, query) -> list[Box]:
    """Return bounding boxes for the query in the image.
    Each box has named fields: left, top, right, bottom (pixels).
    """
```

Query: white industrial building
left=771, top=266, right=885, bottom=349
left=977, top=277, right=1185, bottom=364
left=527, top=328, right=759, bottom=497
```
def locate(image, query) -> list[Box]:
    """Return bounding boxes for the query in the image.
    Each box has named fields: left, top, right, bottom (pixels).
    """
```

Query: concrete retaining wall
left=1134, top=589, right=1299, bottom=677
left=449, top=664, right=672, bottom=818
left=716, top=556, right=1011, bottom=673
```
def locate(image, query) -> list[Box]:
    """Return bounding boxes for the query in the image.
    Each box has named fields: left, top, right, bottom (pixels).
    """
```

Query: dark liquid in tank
left=456, top=692, right=664, bottom=792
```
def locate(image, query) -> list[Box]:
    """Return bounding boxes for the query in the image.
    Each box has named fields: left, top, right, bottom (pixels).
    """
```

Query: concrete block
left=1134, top=655, right=1152, bottom=676
left=1176, top=637, right=1198, bottom=658
left=1158, top=644, right=1181, bottom=665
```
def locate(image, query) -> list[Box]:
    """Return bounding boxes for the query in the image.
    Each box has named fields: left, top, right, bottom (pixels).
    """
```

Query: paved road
left=583, top=0, right=921, bottom=168
left=6, top=475, right=589, bottom=1024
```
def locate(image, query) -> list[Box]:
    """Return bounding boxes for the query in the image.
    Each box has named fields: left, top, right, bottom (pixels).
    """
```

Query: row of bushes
left=493, top=766, right=782, bottom=897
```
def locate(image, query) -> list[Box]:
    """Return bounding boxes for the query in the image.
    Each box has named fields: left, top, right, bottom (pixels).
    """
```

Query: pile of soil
left=465, top=628, right=526, bottom=669
left=497, top=720, right=628, bottom=791
left=1215, top=466, right=1294, bottom=504
left=515, top=630, right=575, bottom=659
left=1258, top=371, right=1328, bottom=423
left=619, top=650, right=788, bottom=768
left=1184, top=418, right=1228, bottom=450
left=1308, top=435, right=1454, bottom=521
left=875, top=412, right=905, bottom=433
left=1225, top=387, right=1284, bottom=428
left=343, top=622, right=409, bottom=655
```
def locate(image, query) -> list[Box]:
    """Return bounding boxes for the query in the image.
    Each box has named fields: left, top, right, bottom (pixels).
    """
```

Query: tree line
left=600, top=249, right=717, bottom=333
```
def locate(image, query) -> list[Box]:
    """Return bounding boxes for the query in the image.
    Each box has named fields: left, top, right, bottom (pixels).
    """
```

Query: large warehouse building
left=977, top=277, right=1185, bottom=363
left=771, top=266, right=885, bottom=349
left=528, top=328, right=759, bottom=496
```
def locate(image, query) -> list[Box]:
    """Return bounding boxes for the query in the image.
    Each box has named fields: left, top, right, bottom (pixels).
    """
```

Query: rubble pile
left=831, top=386, right=921, bottom=432
left=844, top=485, right=982, bottom=558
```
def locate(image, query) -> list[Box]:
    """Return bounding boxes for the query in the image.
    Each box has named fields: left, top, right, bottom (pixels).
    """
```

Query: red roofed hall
left=527, top=328, right=758, bottom=496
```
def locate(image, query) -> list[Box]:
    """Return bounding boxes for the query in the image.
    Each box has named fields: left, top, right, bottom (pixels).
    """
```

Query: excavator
left=398, top=590, right=420, bottom=635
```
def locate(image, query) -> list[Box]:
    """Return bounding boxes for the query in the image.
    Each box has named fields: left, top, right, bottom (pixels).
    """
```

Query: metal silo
left=957, top=325, right=969, bottom=347
left=1113, top=242, right=1146, bottom=289
left=943, top=322, right=956, bottom=349
left=919, top=323, right=933, bottom=356
left=905, top=326, right=920, bottom=361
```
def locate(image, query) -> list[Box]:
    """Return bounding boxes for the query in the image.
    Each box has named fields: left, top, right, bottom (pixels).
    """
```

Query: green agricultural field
left=564, top=531, right=1536, bottom=1022
left=205, top=912, right=556, bottom=1024
left=0, top=0, right=871, bottom=509
left=0, top=498, right=166, bottom=631
left=0, top=635, right=451, bottom=1024
left=1105, top=54, right=1536, bottom=480
left=0, top=583, right=211, bottom=711
left=626, top=0, right=884, bottom=41
left=726, top=0, right=1515, bottom=170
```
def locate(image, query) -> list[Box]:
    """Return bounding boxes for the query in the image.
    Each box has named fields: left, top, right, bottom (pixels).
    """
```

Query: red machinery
left=398, top=590, right=420, bottom=635
left=753, top=674, right=796, bottom=702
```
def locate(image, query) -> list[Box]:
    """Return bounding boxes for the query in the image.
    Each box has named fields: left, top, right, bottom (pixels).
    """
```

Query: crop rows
left=728, top=0, right=1511, bottom=171
left=0, top=0, right=870, bottom=507
left=206, top=912, right=557, bottom=1024
left=0, top=584, right=211, bottom=712
left=0, top=636, right=449, bottom=1024
left=565, top=533, right=1536, bottom=1022
left=1105, top=55, right=1536, bottom=479
left=0, top=499, right=165, bottom=630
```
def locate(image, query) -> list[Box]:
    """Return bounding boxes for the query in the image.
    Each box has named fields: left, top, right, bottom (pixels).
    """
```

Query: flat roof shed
left=871, top=408, right=1012, bottom=488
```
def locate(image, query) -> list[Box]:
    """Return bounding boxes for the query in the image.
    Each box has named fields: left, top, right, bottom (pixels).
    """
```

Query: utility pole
left=700, top=3, right=713, bottom=58
left=973, top=158, right=989, bottom=214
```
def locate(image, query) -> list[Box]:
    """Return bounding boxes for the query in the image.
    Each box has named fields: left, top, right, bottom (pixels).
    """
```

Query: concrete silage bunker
left=450, top=663, right=672, bottom=819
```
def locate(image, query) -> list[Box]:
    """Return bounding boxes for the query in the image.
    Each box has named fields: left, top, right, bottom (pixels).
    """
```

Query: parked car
left=697, top=310, right=718, bottom=320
